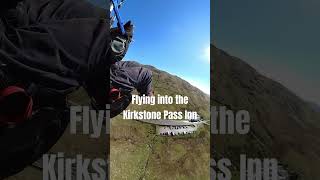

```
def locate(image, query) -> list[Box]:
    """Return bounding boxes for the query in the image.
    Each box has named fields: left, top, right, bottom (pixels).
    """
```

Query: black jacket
left=0, top=0, right=110, bottom=94
left=0, top=0, right=110, bottom=178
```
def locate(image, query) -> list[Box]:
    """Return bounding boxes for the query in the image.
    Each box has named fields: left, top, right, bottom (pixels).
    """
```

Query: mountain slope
left=211, top=45, right=320, bottom=179
left=111, top=64, right=210, bottom=180
left=309, top=102, right=320, bottom=113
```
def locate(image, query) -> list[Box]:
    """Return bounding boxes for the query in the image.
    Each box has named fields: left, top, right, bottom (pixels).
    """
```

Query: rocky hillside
left=309, top=102, right=320, bottom=113
left=211, top=45, right=320, bottom=179
left=111, top=64, right=210, bottom=180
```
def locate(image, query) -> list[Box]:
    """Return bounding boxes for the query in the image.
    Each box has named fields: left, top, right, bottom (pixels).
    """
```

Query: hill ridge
left=212, top=44, right=320, bottom=179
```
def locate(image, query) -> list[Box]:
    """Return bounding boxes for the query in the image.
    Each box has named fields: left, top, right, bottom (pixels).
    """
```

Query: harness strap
left=0, top=61, right=34, bottom=126
left=0, top=86, right=33, bottom=126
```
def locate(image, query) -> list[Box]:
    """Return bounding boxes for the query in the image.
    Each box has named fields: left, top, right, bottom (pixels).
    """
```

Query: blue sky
left=213, top=0, right=320, bottom=104
left=90, top=0, right=210, bottom=94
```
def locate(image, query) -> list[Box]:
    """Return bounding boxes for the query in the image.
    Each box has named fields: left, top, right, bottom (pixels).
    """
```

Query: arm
left=111, top=62, right=153, bottom=96
left=23, top=0, right=107, bottom=24
left=0, top=0, right=110, bottom=93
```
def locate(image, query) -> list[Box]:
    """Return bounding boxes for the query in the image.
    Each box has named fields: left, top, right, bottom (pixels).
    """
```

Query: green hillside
left=110, top=65, right=210, bottom=180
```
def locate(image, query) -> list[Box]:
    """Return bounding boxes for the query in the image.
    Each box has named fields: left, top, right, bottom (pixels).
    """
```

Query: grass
left=110, top=66, right=210, bottom=179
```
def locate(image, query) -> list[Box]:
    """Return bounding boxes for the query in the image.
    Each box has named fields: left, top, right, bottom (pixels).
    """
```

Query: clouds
left=205, top=46, right=210, bottom=62
left=201, top=46, right=211, bottom=63
left=184, top=77, right=210, bottom=95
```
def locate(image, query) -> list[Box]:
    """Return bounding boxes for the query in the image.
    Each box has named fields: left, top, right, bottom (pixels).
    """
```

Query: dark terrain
left=211, top=45, right=320, bottom=179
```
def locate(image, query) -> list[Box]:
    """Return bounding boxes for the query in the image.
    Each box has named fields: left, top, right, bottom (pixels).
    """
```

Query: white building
left=156, top=125, right=199, bottom=136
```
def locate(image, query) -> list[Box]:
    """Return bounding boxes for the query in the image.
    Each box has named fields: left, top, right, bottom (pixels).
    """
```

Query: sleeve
left=111, top=61, right=153, bottom=96
left=0, top=0, right=110, bottom=92
left=23, top=0, right=108, bottom=24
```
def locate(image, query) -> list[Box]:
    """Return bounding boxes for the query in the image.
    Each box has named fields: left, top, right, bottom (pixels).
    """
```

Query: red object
left=110, top=87, right=121, bottom=100
left=0, top=86, right=33, bottom=126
